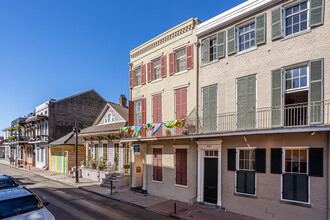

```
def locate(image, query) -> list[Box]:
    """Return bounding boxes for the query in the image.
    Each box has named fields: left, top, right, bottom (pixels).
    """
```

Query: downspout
left=328, top=131, right=329, bottom=220
left=128, top=62, right=133, bottom=189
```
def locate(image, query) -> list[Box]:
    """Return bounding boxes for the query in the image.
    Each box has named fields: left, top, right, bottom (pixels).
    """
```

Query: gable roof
left=50, top=89, right=106, bottom=103
left=80, top=121, right=127, bottom=136
left=93, top=102, right=128, bottom=126
left=48, top=131, right=84, bottom=146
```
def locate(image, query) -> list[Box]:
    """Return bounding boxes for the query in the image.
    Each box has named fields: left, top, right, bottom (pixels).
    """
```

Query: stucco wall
left=130, top=18, right=199, bottom=130
left=144, top=140, right=197, bottom=203
left=198, top=0, right=330, bottom=115
left=219, top=132, right=328, bottom=220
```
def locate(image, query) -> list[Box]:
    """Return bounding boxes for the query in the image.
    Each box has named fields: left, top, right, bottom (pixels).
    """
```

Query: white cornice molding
left=150, top=89, right=164, bottom=96
left=150, top=52, right=164, bottom=61
left=132, top=62, right=143, bottom=70
left=173, top=82, right=190, bottom=90
left=132, top=95, right=144, bottom=101
left=172, top=42, right=190, bottom=51
left=196, top=0, right=282, bottom=37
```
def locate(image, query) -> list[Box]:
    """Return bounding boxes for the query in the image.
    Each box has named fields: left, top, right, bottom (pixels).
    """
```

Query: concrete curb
left=78, top=186, right=183, bottom=219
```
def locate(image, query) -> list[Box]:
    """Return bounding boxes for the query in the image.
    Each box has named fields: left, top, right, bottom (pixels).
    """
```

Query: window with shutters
left=285, top=66, right=308, bottom=91
left=175, top=48, right=187, bottom=73
left=152, top=59, right=161, bottom=80
left=238, top=22, right=256, bottom=52
left=134, top=100, right=142, bottom=125
left=282, top=147, right=309, bottom=203
left=134, top=67, right=141, bottom=87
left=202, top=85, right=217, bottom=133
left=175, top=87, right=187, bottom=135
left=236, top=148, right=256, bottom=195
left=209, top=37, right=217, bottom=62
left=153, top=148, right=162, bottom=182
left=152, top=94, right=162, bottom=137
left=103, top=143, right=107, bottom=161
left=284, top=1, right=309, bottom=36
left=176, top=149, right=187, bottom=186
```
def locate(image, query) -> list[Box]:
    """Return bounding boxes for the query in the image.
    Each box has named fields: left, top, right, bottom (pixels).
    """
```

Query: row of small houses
left=2, top=0, right=330, bottom=219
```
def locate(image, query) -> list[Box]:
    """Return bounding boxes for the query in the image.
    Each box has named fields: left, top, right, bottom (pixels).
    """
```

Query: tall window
left=238, top=23, right=255, bottom=52
left=152, top=94, right=162, bottom=137
left=94, top=144, right=99, bottom=159
left=134, top=100, right=142, bottom=125
left=153, top=59, right=161, bottom=80
left=285, top=1, right=308, bottom=36
left=175, top=87, right=187, bottom=135
left=134, top=67, right=141, bottom=86
left=175, top=48, right=187, bottom=73
left=153, top=148, right=162, bottom=182
left=114, top=144, right=119, bottom=171
left=176, top=149, right=187, bottom=186
left=103, top=144, right=107, bottom=161
left=285, top=66, right=308, bottom=91
left=202, top=85, right=217, bottom=132
left=37, top=149, right=39, bottom=162
left=236, top=149, right=256, bottom=195
left=209, top=37, right=217, bottom=62
left=284, top=148, right=307, bottom=174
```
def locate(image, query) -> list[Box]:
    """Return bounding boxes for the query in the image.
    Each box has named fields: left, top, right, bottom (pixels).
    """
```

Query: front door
left=51, top=152, right=55, bottom=170
left=204, top=158, right=218, bottom=204
left=57, top=152, right=62, bottom=172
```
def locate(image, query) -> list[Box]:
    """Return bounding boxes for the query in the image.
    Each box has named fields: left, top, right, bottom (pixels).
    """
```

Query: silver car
left=0, top=187, right=55, bottom=220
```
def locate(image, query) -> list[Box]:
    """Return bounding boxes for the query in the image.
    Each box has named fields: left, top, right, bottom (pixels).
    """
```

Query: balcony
left=185, top=101, right=330, bottom=135
left=27, top=135, right=49, bottom=143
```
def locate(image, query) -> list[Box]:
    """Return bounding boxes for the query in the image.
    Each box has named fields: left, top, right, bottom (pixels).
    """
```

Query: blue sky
left=0, top=0, right=245, bottom=134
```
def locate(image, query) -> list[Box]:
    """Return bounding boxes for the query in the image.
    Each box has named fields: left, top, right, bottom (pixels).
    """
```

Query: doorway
left=204, top=158, right=218, bottom=204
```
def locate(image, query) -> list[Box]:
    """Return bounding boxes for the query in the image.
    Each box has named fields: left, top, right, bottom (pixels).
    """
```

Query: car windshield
left=0, top=195, right=42, bottom=219
left=0, top=179, right=17, bottom=190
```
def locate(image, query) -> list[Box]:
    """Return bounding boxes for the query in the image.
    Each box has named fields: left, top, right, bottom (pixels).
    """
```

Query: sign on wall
left=134, top=145, right=140, bottom=155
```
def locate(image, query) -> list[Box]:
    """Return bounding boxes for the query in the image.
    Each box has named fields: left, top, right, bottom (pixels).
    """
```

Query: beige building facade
left=124, top=18, right=200, bottom=203
left=195, top=0, right=330, bottom=219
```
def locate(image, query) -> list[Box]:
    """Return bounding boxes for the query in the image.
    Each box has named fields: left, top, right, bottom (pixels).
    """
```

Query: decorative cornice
left=131, top=23, right=194, bottom=59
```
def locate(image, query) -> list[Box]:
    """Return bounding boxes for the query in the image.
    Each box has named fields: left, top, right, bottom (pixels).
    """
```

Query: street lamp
left=73, top=120, right=80, bottom=183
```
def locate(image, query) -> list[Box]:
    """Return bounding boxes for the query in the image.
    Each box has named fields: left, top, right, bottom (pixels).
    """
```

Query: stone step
left=100, top=183, right=116, bottom=189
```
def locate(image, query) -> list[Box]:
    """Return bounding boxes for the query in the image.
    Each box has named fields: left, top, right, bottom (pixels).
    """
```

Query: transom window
left=153, top=59, right=161, bottom=80
left=175, top=48, right=187, bottom=73
left=134, top=67, right=141, bottom=86
left=238, top=23, right=255, bottom=52
left=284, top=148, right=307, bottom=174
left=135, top=100, right=142, bottom=125
left=238, top=149, right=255, bottom=171
left=205, top=151, right=218, bottom=157
left=285, top=65, right=308, bottom=90
left=209, top=38, right=217, bottom=62
left=285, top=1, right=308, bottom=36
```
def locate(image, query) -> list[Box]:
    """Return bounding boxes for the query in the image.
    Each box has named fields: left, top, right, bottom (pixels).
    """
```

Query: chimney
left=119, top=94, right=127, bottom=108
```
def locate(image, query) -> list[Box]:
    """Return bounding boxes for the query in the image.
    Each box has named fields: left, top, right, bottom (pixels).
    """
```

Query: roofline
left=51, top=89, right=106, bottom=103
left=196, top=0, right=281, bottom=37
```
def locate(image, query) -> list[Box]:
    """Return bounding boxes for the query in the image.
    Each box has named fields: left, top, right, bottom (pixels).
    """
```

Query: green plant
left=123, top=164, right=130, bottom=169
left=8, top=136, right=16, bottom=141
left=9, top=127, right=15, bottom=132
left=99, top=159, right=107, bottom=170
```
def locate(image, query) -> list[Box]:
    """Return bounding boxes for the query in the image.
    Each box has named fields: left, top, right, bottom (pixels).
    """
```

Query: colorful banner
left=132, top=125, right=143, bottom=138
left=175, top=119, right=185, bottom=128
left=163, top=120, right=178, bottom=128
left=152, top=123, right=163, bottom=136
left=120, top=126, right=130, bottom=135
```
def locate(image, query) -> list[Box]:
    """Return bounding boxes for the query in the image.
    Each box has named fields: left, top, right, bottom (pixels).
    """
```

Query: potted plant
left=99, top=160, right=107, bottom=171
left=91, top=158, right=97, bottom=169
left=123, top=164, right=130, bottom=173
left=165, top=129, right=171, bottom=136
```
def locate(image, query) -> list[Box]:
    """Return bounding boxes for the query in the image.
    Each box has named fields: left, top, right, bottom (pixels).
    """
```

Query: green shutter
left=310, top=0, right=324, bottom=27
left=227, top=26, right=236, bottom=56
left=202, top=38, right=210, bottom=64
left=271, top=6, right=282, bottom=40
left=309, top=58, right=324, bottom=124
left=202, top=85, right=217, bottom=132
left=216, top=31, right=225, bottom=59
left=202, top=86, right=210, bottom=132
left=237, top=75, right=256, bottom=130
left=271, top=68, right=283, bottom=127
left=255, top=13, right=266, bottom=45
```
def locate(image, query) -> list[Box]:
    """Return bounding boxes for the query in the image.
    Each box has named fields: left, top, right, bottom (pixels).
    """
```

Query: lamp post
left=73, top=121, right=80, bottom=183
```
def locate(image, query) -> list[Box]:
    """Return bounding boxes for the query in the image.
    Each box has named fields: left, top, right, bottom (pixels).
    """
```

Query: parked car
left=0, top=176, right=19, bottom=190
left=0, top=187, right=55, bottom=219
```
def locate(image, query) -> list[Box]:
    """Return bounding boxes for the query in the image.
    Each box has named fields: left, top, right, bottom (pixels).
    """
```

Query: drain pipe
left=328, top=132, right=330, bottom=220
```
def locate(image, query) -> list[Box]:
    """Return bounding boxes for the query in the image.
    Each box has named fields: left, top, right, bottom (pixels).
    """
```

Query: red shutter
left=153, top=148, right=162, bottom=181
left=152, top=94, right=162, bottom=137
left=169, top=52, right=175, bottom=76
left=182, top=88, right=187, bottom=119
left=128, top=101, right=134, bottom=126
left=147, top=62, right=152, bottom=83
left=176, top=149, right=187, bottom=185
left=161, top=55, right=167, bottom=78
left=141, top=98, right=146, bottom=137
left=186, top=44, right=193, bottom=70
left=176, top=88, right=187, bottom=135
left=141, top=64, right=146, bottom=85
left=129, top=70, right=134, bottom=88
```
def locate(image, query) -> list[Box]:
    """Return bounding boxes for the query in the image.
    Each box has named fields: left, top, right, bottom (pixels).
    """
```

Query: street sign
left=134, top=145, right=140, bottom=155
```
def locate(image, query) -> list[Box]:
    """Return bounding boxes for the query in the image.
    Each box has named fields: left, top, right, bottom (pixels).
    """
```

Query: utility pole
left=74, top=120, right=79, bottom=183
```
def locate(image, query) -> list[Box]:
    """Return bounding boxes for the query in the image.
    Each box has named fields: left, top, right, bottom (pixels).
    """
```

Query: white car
left=0, top=187, right=55, bottom=220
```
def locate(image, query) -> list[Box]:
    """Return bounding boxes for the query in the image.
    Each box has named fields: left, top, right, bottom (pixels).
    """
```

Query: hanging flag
left=144, top=123, right=155, bottom=131
left=163, top=120, right=178, bottom=128
left=132, top=125, right=143, bottom=138
left=152, top=123, right=163, bottom=136
left=175, top=119, right=186, bottom=128
left=120, top=126, right=130, bottom=135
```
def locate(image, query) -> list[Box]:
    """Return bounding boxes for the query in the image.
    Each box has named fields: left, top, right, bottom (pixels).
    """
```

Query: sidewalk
left=0, top=159, right=259, bottom=220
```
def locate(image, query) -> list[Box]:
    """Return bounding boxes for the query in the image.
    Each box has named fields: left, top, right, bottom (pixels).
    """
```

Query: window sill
left=152, top=180, right=163, bottom=184
left=133, top=85, right=142, bottom=89
left=281, top=29, right=311, bottom=42
left=235, top=46, right=258, bottom=57
left=151, top=78, right=162, bottom=84
left=201, top=59, right=219, bottom=68
left=174, top=70, right=188, bottom=76
left=234, top=192, right=257, bottom=199
left=279, top=199, right=311, bottom=208
left=174, top=184, right=188, bottom=189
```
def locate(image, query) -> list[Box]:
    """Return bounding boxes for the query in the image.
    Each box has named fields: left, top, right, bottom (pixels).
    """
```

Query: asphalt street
left=0, top=163, right=174, bottom=220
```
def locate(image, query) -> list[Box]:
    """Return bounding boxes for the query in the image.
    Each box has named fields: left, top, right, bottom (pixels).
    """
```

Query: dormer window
left=104, top=113, right=114, bottom=124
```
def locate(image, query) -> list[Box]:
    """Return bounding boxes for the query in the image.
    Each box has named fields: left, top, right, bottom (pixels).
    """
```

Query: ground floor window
left=114, top=144, right=119, bottom=171
left=103, top=144, right=107, bottom=161
left=282, top=148, right=309, bottom=203
left=94, top=144, right=99, bottom=159
left=236, top=149, right=256, bottom=195
left=153, top=148, right=162, bottom=182
left=176, top=149, right=187, bottom=186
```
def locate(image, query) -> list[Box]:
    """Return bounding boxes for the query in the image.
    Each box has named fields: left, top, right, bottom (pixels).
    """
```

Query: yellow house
left=48, top=132, right=85, bottom=173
